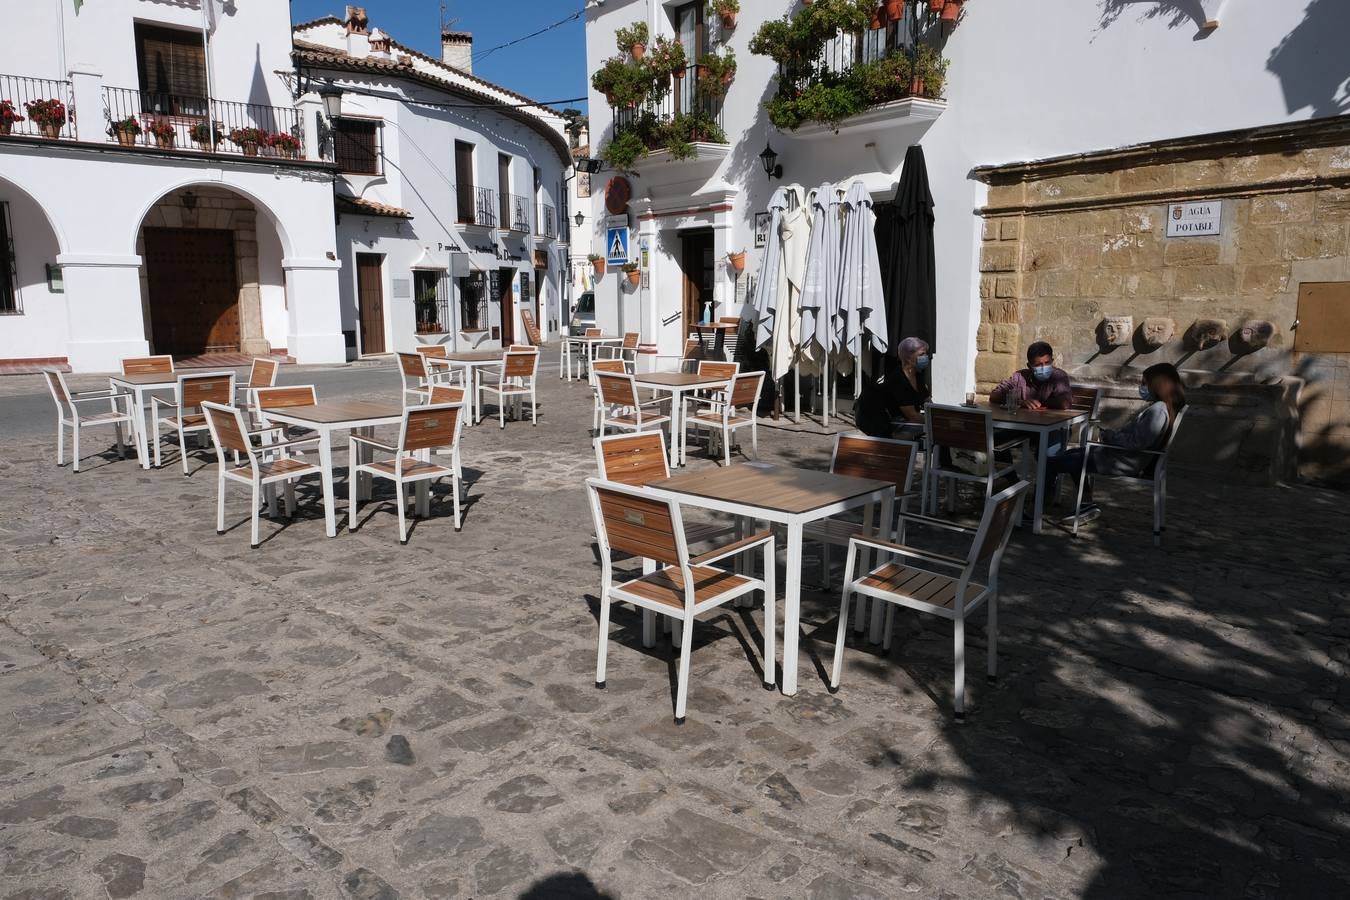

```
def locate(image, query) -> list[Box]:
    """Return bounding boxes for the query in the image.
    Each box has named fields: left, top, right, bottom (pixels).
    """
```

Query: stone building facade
left=973, top=117, right=1350, bottom=484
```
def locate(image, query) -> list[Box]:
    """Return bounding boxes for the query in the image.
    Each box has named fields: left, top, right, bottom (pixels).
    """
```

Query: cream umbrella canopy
left=746, top=186, right=790, bottom=349
left=771, top=184, right=810, bottom=386
left=798, top=182, right=842, bottom=368
left=836, top=180, right=889, bottom=389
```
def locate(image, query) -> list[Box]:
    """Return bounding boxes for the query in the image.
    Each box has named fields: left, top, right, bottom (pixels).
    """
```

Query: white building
left=566, top=120, right=598, bottom=326
left=293, top=11, right=572, bottom=355
left=583, top=0, right=1350, bottom=480
left=1, top=0, right=345, bottom=372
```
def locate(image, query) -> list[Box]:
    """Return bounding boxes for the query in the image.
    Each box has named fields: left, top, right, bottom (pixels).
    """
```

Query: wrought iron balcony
left=0, top=74, right=76, bottom=140
left=537, top=204, right=557, bottom=240
left=101, top=86, right=305, bottom=158
left=503, top=193, right=531, bottom=234
left=458, top=186, right=497, bottom=228
left=612, top=71, right=726, bottom=146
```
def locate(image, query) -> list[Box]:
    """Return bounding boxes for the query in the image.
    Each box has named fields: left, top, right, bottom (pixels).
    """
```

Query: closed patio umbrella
left=746, top=186, right=790, bottom=350
left=799, top=182, right=842, bottom=368
left=836, top=180, right=889, bottom=388
left=884, top=144, right=937, bottom=353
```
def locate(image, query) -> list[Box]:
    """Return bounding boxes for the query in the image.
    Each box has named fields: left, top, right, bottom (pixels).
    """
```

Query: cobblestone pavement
left=2, top=358, right=1348, bottom=899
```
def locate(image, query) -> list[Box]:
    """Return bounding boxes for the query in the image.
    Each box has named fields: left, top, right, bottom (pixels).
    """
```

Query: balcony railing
left=0, top=74, right=76, bottom=140
left=613, top=71, right=725, bottom=147
left=102, top=86, right=305, bottom=159
left=504, top=193, right=531, bottom=233
left=537, top=204, right=557, bottom=239
left=459, top=186, right=496, bottom=228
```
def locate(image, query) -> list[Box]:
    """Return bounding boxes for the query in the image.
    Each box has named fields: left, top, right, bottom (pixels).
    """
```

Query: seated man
left=989, top=341, right=1071, bottom=411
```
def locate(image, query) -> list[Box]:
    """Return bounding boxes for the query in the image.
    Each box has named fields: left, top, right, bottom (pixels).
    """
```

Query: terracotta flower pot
left=886, top=0, right=904, bottom=18
left=941, top=0, right=962, bottom=21
left=115, top=130, right=137, bottom=147
left=625, top=269, right=641, bottom=286
left=195, top=140, right=212, bottom=152
left=630, top=43, right=646, bottom=61
left=871, top=7, right=883, bottom=29
left=40, top=123, right=60, bottom=139
left=720, top=11, right=737, bottom=28
left=155, top=134, right=174, bottom=150
left=928, top=0, right=944, bottom=10
left=242, top=142, right=259, bottom=157
left=591, top=259, right=606, bottom=276
left=673, top=65, right=686, bottom=81
left=727, top=252, right=746, bottom=273
left=910, top=76, right=926, bottom=96
left=0, top=121, right=12, bottom=136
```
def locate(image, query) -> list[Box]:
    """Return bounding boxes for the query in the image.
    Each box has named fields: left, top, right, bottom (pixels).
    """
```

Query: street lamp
left=575, top=156, right=603, bottom=175
left=318, top=83, right=343, bottom=121
left=759, top=142, right=783, bottom=180
left=574, top=210, right=585, bottom=227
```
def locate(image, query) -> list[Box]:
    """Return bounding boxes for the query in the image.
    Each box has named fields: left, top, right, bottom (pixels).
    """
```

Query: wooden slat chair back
left=43, top=369, right=131, bottom=472
left=255, top=385, right=317, bottom=409
left=832, top=434, right=918, bottom=494
left=398, top=351, right=429, bottom=378
left=622, top=332, right=639, bottom=351
left=508, top=344, right=534, bottom=353
left=585, top=327, right=603, bottom=338
left=831, top=480, right=1030, bottom=718
left=398, top=351, right=432, bottom=405
left=122, top=355, right=174, bottom=376
left=502, top=350, right=538, bottom=379
left=429, top=385, right=465, bottom=405
left=417, top=344, right=448, bottom=358
left=594, top=431, right=670, bottom=486
left=247, top=358, right=280, bottom=388
left=591, top=359, right=627, bottom=375
left=927, top=405, right=991, bottom=454
left=727, top=371, right=763, bottom=410
left=181, top=372, right=234, bottom=410
left=597, top=371, right=637, bottom=408
left=586, top=476, right=776, bottom=722
left=201, top=400, right=323, bottom=548
left=1069, top=385, right=1101, bottom=417
left=350, top=401, right=466, bottom=542
left=697, top=361, right=738, bottom=382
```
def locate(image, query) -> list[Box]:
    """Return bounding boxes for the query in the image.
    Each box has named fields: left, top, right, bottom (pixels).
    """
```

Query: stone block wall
left=973, top=117, right=1350, bottom=483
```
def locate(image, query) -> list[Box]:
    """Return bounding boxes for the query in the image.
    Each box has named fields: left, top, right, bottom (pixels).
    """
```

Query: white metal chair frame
left=588, top=359, right=630, bottom=433
left=587, top=477, right=776, bottom=723
left=595, top=372, right=672, bottom=460
left=349, top=402, right=466, bottom=543
left=235, top=357, right=281, bottom=408
left=922, top=404, right=1026, bottom=514
left=417, top=345, right=466, bottom=390
left=398, top=351, right=435, bottom=405
left=1072, top=404, right=1188, bottom=545
left=201, top=401, right=323, bottom=548
left=43, top=369, right=133, bottom=473
left=683, top=370, right=762, bottom=466
left=477, top=349, right=539, bottom=428
left=600, top=332, right=640, bottom=368
left=152, top=371, right=237, bottom=475
left=831, top=480, right=1030, bottom=719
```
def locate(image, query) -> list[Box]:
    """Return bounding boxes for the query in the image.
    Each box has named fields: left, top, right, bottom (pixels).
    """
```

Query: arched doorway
left=0, top=176, right=68, bottom=363
left=135, top=186, right=283, bottom=357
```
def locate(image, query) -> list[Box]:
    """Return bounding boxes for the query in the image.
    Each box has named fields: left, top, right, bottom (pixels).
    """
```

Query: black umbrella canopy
left=881, top=144, right=938, bottom=355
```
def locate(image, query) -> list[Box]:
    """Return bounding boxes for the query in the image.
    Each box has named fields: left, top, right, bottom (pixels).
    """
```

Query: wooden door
left=681, top=230, right=715, bottom=335
left=143, top=227, right=239, bottom=355
left=498, top=154, right=512, bottom=228
left=355, top=253, right=385, bottom=355
left=498, top=267, right=516, bottom=345
left=455, top=141, right=475, bottom=223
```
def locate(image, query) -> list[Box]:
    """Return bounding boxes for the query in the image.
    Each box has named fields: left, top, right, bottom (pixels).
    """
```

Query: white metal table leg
left=317, top=427, right=338, bottom=537
left=132, top=387, right=151, bottom=469
left=781, top=522, right=804, bottom=696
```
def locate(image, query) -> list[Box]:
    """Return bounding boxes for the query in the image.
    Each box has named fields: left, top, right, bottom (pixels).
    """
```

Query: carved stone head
left=1235, top=320, right=1276, bottom=352
left=1140, top=317, right=1175, bottom=349
left=1101, top=315, right=1133, bottom=348
left=1185, top=318, right=1229, bottom=351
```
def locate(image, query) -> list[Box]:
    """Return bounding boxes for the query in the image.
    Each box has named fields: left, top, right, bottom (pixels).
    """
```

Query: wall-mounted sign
left=754, top=212, right=771, bottom=248
left=1166, top=200, right=1221, bottom=237
left=606, top=225, right=630, bottom=266
left=604, top=177, right=632, bottom=215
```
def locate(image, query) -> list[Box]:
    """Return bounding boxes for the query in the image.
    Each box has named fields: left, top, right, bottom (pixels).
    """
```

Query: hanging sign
left=606, top=225, right=630, bottom=266
left=605, top=177, right=632, bottom=215
left=1166, top=200, right=1221, bottom=237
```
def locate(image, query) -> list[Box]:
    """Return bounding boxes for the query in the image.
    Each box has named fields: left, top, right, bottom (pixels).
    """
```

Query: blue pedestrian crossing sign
left=606, top=226, right=630, bottom=266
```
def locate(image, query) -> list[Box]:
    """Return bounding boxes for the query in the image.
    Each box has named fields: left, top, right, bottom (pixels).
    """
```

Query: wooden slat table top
left=110, top=372, right=181, bottom=386
left=634, top=372, right=729, bottom=388
left=260, top=399, right=404, bottom=425
left=691, top=323, right=739, bottom=331
left=650, top=463, right=893, bottom=515
left=436, top=351, right=503, bottom=363
left=986, top=406, right=1087, bottom=427
left=571, top=335, right=621, bottom=343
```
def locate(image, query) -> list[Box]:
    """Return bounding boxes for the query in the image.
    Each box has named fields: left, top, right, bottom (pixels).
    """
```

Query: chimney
left=442, top=31, right=473, bottom=73
left=368, top=27, right=392, bottom=56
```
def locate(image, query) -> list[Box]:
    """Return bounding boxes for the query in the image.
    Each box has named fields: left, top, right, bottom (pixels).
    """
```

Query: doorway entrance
left=144, top=227, right=239, bottom=355
left=680, top=229, right=716, bottom=333
left=498, top=267, right=516, bottom=345
left=355, top=253, right=386, bottom=355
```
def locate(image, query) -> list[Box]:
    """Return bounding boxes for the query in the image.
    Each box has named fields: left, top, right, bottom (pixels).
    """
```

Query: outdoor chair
left=235, top=357, right=281, bottom=408
left=683, top=371, right=764, bottom=466
left=42, top=369, right=133, bottom=473
left=593, top=431, right=735, bottom=548
left=152, top=371, right=236, bottom=475
left=1072, top=405, right=1188, bottom=545
left=349, top=402, right=465, bottom=542
left=201, top=401, right=323, bottom=548
left=428, top=384, right=466, bottom=405
left=1067, top=384, right=1103, bottom=447
left=805, top=433, right=920, bottom=591
left=586, top=477, right=776, bottom=723
left=922, top=404, right=1026, bottom=515
left=398, top=351, right=435, bottom=405
left=595, top=372, right=672, bottom=465
left=254, top=385, right=318, bottom=442
left=584, top=327, right=603, bottom=338
left=649, top=338, right=702, bottom=375
left=831, top=480, right=1030, bottom=719
left=418, top=344, right=466, bottom=390
left=589, top=358, right=629, bottom=432
left=121, top=355, right=174, bottom=376
left=600, top=332, right=639, bottom=368
left=477, top=348, right=539, bottom=428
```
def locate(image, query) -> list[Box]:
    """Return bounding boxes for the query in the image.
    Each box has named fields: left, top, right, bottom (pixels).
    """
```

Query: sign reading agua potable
left=1166, top=201, right=1222, bottom=237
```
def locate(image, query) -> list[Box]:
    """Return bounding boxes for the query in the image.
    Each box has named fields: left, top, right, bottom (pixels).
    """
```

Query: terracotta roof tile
left=336, top=195, right=413, bottom=219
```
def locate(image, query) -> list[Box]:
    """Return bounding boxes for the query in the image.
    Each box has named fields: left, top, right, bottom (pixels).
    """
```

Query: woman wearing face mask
left=1047, top=362, right=1187, bottom=523
left=852, top=337, right=931, bottom=438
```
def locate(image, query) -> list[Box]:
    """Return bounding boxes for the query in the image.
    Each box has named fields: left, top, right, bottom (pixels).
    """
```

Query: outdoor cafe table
left=561, top=334, right=622, bottom=382
left=690, top=321, right=739, bottom=356
left=259, top=399, right=407, bottom=538
left=647, top=462, right=895, bottom=696
left=631, top=371, right=731, bottom=467
left=987, top=405, right=1089, bottom=535
left=108, top=371, right=178, bottom=470
left=426, top=350, right=503, bottom=424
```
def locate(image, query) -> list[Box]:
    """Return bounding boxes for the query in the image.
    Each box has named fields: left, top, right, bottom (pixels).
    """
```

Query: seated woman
left=1047, top=362, right=1186, bottom=523
left=853, top=337, right=931, bottom=439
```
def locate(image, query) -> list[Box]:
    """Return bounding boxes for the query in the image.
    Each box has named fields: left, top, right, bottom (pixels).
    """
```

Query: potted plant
left=928, top=0, right=944, bottom=10
left=616, top=21, right=649, bottom=61
left=941, top=0, right=963, bottom=21
left=621, top=260, right=641, bottom=286
left=415, top=285, right=440, bottom=334
left=601, top=129, right=647, bottom=171
left=269, top=131, right=301, bottom=158
left=588, top=254, right=606, bottom=276
left=914, top=45, right=949, bottom=98
left=190, top=120, right=224, bottom=150
left=144, top=117, right=175, bottom=149
left=697, top=49, right=737, bottom=98
left=591, top=56, right=650, bottom=109
left=648, top=34, right=687, bottom=80
left=727, top=249, right=746, bottom=273
left=707, top=0, right=740, bottom=28
left=108, top=116, right=142, bottom=147
left=0, top=100, right=22, bottom=136
left=229, top=126, right=268, bottom=156
left=886, top=0, right=904, bottom=17
left=24, top=99, right=67, bottom=139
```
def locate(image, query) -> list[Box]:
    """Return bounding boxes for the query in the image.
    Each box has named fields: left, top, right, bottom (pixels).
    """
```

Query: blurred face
left=1028, top=352, right=1053, bottom=370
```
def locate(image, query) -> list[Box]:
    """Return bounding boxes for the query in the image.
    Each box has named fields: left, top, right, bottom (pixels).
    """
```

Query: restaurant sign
left=1166, top=200, right=1221, bottom=237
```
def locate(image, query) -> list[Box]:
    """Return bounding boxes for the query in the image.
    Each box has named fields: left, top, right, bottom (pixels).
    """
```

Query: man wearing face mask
left=989, top=341, right=1073, bottom=411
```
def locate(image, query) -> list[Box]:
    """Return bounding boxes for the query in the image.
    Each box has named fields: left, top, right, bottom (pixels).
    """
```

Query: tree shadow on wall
left=1267, top=0, right=1350, bottom=118
left=1096, top=0, right=1210, bottom=32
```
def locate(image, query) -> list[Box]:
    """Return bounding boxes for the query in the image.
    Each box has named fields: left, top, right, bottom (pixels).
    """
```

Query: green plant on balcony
left=602, top=129, right=648, bottom=171
left=591, top=56, right=652, bottom=109
left=696, top=49, right=737, bottom=99
left=190, top=120, right=224, bottom=147
left=707, top=0, right=740, bottom=28
left=0, top=100, right=23, bottom=135
left=648, top=34, right=687, bottom=80
left=24, top=98, right=67, bottom=137
left=615, top=21, right=649, bottom=60
left=913, top=44, right=949, bottom=98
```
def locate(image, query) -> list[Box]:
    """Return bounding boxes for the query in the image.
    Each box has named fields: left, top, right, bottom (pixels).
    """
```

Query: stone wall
left=973, top=116, right=1350, bottom=484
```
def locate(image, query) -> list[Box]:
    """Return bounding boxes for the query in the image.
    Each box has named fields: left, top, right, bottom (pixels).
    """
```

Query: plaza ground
left=1, top=351, right=1347, bottom=898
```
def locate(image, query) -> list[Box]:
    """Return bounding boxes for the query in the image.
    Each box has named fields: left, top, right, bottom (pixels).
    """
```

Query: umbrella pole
left=822, top=359, right=830, bottom=426
left=793, top=363, right=801, bottom=424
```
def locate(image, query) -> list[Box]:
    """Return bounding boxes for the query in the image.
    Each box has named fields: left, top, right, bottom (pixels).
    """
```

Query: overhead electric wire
left=472, top=7, right=584, bottom=62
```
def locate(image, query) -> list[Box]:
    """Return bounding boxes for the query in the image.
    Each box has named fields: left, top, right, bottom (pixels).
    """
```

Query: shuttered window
left=334, top=119, right=380, bottom=175
left=135, top=24, right=207, bottom=100
left=0, top=202, right=17, bottom=314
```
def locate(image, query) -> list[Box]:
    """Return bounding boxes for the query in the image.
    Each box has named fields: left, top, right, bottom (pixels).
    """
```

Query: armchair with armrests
left=1071, top=405, right=1188, bottom=545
